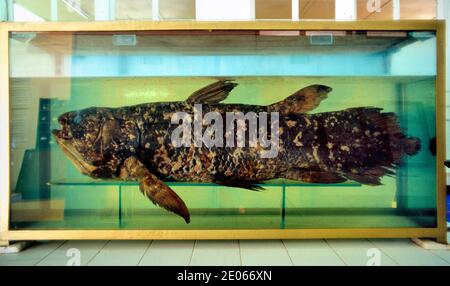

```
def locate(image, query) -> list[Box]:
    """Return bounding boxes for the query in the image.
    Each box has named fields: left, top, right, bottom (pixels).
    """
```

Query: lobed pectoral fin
left=120, top=156, right=190, bottom=223
left=139, top=173, right=190, bottom=223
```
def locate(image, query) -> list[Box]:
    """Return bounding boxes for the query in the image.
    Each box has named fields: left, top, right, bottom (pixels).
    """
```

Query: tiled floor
left=0, top=236, right=449, bottom=266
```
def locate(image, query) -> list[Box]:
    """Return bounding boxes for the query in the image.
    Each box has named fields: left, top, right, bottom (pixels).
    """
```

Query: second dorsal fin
left=186, top=80, right=237, bottom=104
left=269, top=85, right=332, bottom=115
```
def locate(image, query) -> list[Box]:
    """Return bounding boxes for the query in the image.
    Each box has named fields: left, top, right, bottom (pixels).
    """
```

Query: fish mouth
left=52, top=129, right=98, bottom=176
left=52, top=128, right=72, bottom=140
left=319, top=85, right=332, bottom=93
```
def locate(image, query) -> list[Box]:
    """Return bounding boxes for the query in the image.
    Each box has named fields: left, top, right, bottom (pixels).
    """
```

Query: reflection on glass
left=9, top=31, right=438, bottom=230
left=12, top=0, right=95, bottom=21
left=12, top=2, right=45, bottom=21
left=13, top=0, right=50, bottom=21
left=300, top=0, right=335, bottom=19
left=160, top=0, right=195, bottom=20
left=357, top=0, right=393, bottom=20
left=115, top=0, right=152, bottom=20
left=401, top=0, right=436, bottom=19
left=58, top=0, right=94, bottom=21
left=255, top=0, right=291, bottom=19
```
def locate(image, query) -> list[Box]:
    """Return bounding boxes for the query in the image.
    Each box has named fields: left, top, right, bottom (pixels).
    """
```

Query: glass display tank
left=0, top=21, right=446, bottom=243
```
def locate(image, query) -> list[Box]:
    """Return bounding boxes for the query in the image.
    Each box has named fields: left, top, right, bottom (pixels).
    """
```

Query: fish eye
left=58, top=114, right=68, bottom=125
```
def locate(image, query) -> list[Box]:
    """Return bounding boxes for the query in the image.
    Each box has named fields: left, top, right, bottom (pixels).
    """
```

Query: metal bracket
left=0, top=241, right=34, bottom=253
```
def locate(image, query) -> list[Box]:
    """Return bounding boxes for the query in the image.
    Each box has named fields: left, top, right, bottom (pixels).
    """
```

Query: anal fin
left=120, top=156, right=190, bottom=223
left=345, top=174, right=382, bottom=186
left=214, top=178, right=265, bottom=191
left=344, top=167, right=392, bottom=186
left=284, top=169, right=347, bottom=184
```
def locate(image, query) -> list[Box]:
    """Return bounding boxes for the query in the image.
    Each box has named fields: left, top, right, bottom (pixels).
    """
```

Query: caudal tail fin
left=374, top=110, right=421, bottom=160
left=332, top=108, right=421, bottom=186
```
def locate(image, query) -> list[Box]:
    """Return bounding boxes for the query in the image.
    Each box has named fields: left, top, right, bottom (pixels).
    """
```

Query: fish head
left=52, top=107, right=140, bottom=179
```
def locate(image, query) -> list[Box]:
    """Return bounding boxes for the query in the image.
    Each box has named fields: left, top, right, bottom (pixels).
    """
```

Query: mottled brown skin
left=53, top=81, right=421, bottom=223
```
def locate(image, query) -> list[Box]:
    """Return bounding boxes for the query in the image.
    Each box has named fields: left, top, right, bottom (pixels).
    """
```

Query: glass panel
left=12, top=0, right=95, bottom=21
left=115, top=0, right=152, bottom=20
left=401, top=0, right=437, bottom=19
left=9, top=30, right=437, bottom=230
left=447, top=106, right=450, bottom=160
left=159, top=0, right=195, bottom=20
left=300, top=0, right=335, bottom=19
left=255, top=0, right=291, bottom=20
left=357, top=0, right=393, bottom=20
left=121, top=185, right=282, bottom=229
left=0, top=0, right=6, bottom=21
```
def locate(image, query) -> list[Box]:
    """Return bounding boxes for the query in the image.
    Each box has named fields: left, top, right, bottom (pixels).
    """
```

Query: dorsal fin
left=269, top=85, right=332, bottom=115
left=186, top=80, right=237, bottom=104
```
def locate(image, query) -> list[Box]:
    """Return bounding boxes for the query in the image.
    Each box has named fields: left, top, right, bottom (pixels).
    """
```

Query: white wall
left=196, top=0, right=254, bottom=20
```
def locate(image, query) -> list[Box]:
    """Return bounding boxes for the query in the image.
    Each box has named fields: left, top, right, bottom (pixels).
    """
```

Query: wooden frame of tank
left=0, top=20, right=446, bottom=245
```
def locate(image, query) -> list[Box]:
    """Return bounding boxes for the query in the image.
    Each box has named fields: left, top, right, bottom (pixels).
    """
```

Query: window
left=58, top=0, right=94, bottom=21
left=115, top=0, right=152, bottom=20
left=255, top=0, right=291, bottom=20
left=357, top=0, right=393, bottom=20
left=160, top=0, right=195, bottom=20
left=400, top=0, right=436, bottom=19
left=13, top=3, right=45, bottom=21
left=300, top=0, right=335, bottom=19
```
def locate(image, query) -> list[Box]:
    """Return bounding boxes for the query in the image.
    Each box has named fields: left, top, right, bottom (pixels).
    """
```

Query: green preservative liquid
left=9, top=32, right=437, bottom=230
